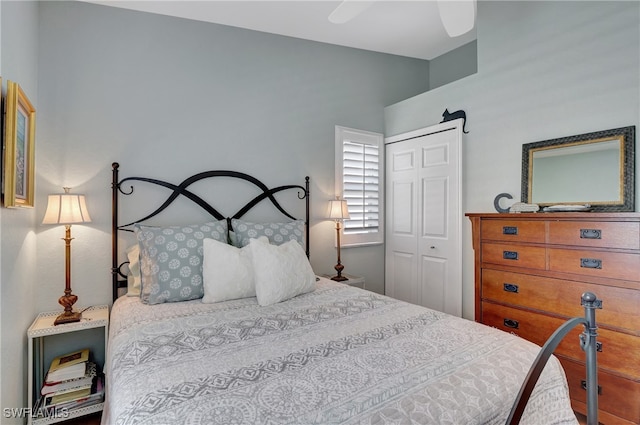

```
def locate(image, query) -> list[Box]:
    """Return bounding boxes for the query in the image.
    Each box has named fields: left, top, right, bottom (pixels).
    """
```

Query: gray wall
left=0, top=0, right=40, bottom=420
left=429, top=41, right=477, bottom=90
left=33, top=1, right=429, bottom=313
left=385, top=0, right=640, bottom=319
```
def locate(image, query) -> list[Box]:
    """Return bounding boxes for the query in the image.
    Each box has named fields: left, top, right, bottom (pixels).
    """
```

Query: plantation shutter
left=342, top=140, right=379, bottom=234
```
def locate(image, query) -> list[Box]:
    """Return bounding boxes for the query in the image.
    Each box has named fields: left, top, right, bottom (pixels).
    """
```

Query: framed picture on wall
left=3, top=80, right=36, bottom=208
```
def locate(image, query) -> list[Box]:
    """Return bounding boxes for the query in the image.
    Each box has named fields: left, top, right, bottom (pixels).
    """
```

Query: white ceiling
left=84, top=1, right=477, bottom=60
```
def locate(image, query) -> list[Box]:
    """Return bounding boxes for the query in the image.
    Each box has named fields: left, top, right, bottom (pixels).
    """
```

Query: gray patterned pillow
left=135, top=220, right=228, bottom=304
left=231, top=219, right=305, bottom=248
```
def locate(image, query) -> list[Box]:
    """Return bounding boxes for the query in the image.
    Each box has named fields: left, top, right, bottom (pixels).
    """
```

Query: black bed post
left=506, top=292, right=600, bottom=425
left=111, top=162, right=119, bottom=302
left=305, top=176, right=310, bottom=258
left=581, top=292, right=600, bottom=425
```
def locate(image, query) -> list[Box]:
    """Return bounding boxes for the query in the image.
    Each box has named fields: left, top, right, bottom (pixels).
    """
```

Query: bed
left=104, top=163, right=583, bottom=425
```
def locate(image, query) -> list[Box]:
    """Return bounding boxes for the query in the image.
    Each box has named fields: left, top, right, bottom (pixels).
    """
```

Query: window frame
left=334, top=125, right=384, bottom=247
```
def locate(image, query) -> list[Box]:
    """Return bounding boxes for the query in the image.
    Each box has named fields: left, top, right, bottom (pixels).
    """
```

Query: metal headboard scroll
left=111, top=162, right=310, bottom=301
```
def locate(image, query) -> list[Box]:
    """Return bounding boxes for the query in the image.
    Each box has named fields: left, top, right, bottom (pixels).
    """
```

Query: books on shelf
left=42, top=362, right=97, bottom=395
left=48, top=348, right=89, bottom=372
left=37, top=348, right=105, bottom=415
left=44, top=384, right=92, bottom=407
left=45, top=348, right=90, bottom=383
left=36, top=375, right=105, bottom=416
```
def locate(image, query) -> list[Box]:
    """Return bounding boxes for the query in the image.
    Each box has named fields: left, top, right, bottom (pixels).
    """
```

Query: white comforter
left=102, top=278, right=578, bottom=425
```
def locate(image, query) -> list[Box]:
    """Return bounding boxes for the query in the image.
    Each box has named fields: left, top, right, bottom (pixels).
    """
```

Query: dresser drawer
left=481, top=269, right=640, bottom=332
left=481, top=220, right=545, bottom=243
left=548, top=221, right=640, bottom=250
left=482, top=302, right=640, bottom=378
left=549, top=248, right=640, bottom=282
left=481, top=243, right=546, bottom=270
left=560, top=356, right=640, bottom=424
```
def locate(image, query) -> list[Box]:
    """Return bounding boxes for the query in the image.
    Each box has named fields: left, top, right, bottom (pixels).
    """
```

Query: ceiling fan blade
left=437, top=0, right=476, bottom=37
left=329, top=0, right=376, bottom=24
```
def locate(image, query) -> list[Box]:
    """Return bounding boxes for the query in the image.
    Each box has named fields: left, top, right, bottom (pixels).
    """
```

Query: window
left=335, top=126, right=384, bottom=247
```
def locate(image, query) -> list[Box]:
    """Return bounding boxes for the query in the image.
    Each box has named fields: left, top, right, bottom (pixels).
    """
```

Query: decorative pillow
left=249, top=237, right=315, bottom=306
left=202, top=237, right=261, bottom=303
left=126, top=244, right=141, bottom=297
left=231, top=218, right=305, bottom=248
left=135, top=220, right=228, bottom=304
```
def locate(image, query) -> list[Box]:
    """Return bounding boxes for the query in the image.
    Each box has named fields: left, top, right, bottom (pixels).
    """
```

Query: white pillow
left=126, top=244, right=141, bottom=297
left=250, top=237, right=316, bottom=306
left=202, top=238, right=257, bottom=303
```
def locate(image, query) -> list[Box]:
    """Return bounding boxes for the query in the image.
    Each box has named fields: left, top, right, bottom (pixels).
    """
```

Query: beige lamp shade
left=328, top=199, right=350, bottom=221
left=43, top=188, right=91, bottom=225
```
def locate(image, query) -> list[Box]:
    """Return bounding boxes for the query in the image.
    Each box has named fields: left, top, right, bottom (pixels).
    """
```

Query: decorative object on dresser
left=521, top=125, right=635, bottom=212
left=3, top=80, right=36, bottom=208
left=493, top=192, right=513, bottom=213
left=42, top=188, right=92, bottom=325
left=328, top=197, right=350, bottom=281
left=467, top=212, right=640, bottom=424
left=508, top=201, right=540, bottom=213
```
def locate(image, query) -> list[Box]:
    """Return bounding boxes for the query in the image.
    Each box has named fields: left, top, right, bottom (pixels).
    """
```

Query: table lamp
left=328, top=197, right=350, bottom=281
left=42, top=188, right=91, bottom=325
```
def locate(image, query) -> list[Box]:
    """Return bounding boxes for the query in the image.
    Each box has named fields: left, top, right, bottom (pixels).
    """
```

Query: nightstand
left=322, top=273, right=366, bottom=290
left=27, top=305, right=109, bottom=425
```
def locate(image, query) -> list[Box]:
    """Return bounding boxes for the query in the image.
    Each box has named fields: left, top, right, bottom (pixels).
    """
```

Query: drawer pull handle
left=503, top=283, right=519, bottom=293
left=580, top=258, right=602, bottom=269
left=503, top=318, right=519, bottom=329
left=503, top=251, right=519, bottom=260
left=503, top=226, right=518, bottom=235
left=580, top=380, right=602, bottom=395
left=580, top=229, right=602, bottom=239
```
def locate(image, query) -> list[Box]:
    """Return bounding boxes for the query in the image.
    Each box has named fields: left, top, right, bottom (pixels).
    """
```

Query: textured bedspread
left=103, top=278, right=578, bottom=425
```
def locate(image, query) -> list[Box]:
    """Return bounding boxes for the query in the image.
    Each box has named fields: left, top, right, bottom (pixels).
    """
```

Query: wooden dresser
left=467, top=213, right=640, bottom=424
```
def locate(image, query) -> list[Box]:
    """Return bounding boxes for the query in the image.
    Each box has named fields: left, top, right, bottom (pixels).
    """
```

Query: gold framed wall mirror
left=521, top=126, right=636, bottom=212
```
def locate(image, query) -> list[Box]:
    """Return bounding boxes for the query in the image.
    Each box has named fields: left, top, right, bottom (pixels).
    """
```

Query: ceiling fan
left=328, top=0, right=476, bottom=38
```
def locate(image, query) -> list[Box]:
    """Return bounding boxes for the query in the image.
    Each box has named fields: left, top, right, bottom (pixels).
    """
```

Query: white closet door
left=385, top=120, right=462, bottom=317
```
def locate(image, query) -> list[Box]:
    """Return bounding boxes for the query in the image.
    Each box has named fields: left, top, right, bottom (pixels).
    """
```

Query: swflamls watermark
left=3, top=407, right=69, bottom=419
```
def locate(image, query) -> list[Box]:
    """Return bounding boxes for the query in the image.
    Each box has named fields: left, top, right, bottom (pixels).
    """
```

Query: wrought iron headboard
left=111, top=162, right=310, bottom=302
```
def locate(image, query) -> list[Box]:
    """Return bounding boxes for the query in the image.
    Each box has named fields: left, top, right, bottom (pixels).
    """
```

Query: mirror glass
left=521, top=126, right=635, bottom=211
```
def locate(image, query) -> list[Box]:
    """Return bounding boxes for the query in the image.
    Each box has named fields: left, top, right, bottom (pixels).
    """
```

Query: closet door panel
left=385, top=121, right=462, bottom=316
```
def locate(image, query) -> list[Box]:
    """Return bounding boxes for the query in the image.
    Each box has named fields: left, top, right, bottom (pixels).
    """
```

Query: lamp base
left=331, top=275, right=349, bottom=282
left=54, top=311, right=82, bottom=326
left=331, top=261, right=348, bottom=282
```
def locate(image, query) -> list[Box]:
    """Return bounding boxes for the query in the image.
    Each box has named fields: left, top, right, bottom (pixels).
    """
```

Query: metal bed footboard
left=507, top=292, right=601, bottom=425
